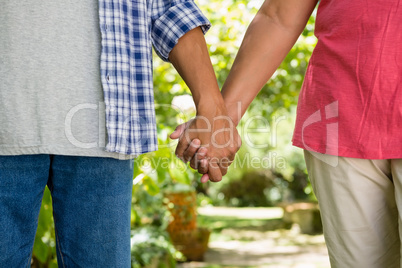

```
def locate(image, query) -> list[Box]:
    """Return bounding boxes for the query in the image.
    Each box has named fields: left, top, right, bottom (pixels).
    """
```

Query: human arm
left=222, top=0, right=318, bottom=124
left=169, top=27, right=241, bottom=182
left=171, top=0, right=318, bottom=180
left=150, top=0, right=241, bottom=182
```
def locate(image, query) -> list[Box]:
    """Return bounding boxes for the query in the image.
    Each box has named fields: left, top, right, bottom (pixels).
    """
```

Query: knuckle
left=212, top=178, right=222, bottom=183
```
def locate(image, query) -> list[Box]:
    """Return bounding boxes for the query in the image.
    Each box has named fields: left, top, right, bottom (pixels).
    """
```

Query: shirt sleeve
left=151, top=0, right=211, bottom=62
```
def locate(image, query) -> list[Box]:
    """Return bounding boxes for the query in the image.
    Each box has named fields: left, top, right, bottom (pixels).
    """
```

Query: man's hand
left=167, top=27, right=241, bottom=182
left=170, top=103, right=241, bottom=182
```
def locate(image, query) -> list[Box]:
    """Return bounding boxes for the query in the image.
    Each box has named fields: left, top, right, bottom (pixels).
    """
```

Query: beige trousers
left=304, top=150, right=402, bottom=268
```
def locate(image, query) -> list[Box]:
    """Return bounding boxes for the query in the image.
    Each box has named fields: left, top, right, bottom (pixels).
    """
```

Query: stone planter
left=281, top=201, right=322, bottom=234
left=169, top=227, right=211, bottom=261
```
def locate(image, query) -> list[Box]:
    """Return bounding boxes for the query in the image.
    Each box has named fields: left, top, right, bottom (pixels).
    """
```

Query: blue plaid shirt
left=98, top=0, right=210, bottom=156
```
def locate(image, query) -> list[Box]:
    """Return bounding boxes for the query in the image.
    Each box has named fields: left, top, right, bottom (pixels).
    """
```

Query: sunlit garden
left=31, top=0, right=328, bottom=267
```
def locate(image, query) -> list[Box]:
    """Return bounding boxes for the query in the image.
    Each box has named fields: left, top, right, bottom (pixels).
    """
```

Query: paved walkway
left=179, top=207, right=330, bottom=268
left=197, top=206, right=284, bottom=220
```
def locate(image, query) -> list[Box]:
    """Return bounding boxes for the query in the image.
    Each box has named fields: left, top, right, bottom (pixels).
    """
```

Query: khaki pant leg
left=304, top=150, right=400, bottom=268
left=391, top=159, right=402, bottom=268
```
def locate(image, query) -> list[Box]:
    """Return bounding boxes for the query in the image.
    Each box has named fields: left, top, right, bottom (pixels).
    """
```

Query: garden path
left=178, top=207, right=330, bottom=268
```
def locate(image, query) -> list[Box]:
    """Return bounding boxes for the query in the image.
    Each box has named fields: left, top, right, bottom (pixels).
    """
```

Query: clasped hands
left=170, top=102, right=241, bottom=183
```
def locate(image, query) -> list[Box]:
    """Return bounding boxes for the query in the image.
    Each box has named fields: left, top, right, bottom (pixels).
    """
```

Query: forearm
left=169, top=27, right=226, bottom=115
left=221, top=0, right=318, bottom=125
left=169, top=27, right=240, bottom=182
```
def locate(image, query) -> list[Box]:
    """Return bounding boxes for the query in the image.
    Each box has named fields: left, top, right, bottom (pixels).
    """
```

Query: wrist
left=222, top=89, right=245, bottom=126
left=224, top=102, right=241, bottom=126
left=196, top=99, right=227, bottom=117
left=194, top=91, right=226, bottom=114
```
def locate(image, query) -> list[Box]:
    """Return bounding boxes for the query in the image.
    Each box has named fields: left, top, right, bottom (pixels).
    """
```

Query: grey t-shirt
left=0, top=1, right=133, bottom=159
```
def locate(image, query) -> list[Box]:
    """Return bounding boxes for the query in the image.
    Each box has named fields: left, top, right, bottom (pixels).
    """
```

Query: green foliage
left=130, top=180, right=180, bottom=267
left=133, top=134, right=195, bottom=196
left=218, top=168, right=312, bottom=207
left=131, top=135, right=196, bottom=266
left=251, top=14, right=317, bottom=116
left=130, top=226, right=176, bottom=268
left=32, top=188, right=58, bottom=268
left=201, top=0, right=317, bottom=115
left=220, top=171, right=283, bottom=207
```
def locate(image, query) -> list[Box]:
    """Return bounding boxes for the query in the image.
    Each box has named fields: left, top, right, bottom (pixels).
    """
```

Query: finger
left=183, top=139, right=201, bottom=163
left=217, top=161, right=228, bottom=176
left=189, top=147, right=208, bottom=170
left=220, top=166, right=228, bottom=176
left=220, top=154, right=237, bottom=176
left=175, top=138, right=190, bottom=161
left=207, top=159, right=222, bottom=182
left=219, top=157, right=234, bottom=170
left=200, top=174, right=209, bottom=183
left=170, top=122, right=189, bottom=140
left=198, top=158, right=209, bottom=174
left=175, top=135, right=192, bottom=160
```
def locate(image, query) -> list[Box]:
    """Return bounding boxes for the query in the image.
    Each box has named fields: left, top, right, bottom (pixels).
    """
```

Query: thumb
left=170, top=123, right=186, bottom=139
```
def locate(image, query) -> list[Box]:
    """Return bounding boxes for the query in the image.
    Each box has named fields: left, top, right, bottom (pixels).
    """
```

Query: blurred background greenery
left=31, top=0, right=320, bottom=267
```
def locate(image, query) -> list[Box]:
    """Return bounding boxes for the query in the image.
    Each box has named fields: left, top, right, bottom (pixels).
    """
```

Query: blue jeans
left=0, top=155, right=134, bottom=267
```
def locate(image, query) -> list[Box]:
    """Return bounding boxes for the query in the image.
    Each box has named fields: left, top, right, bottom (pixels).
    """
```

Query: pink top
left=292, top=0, right=402, bottom=159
